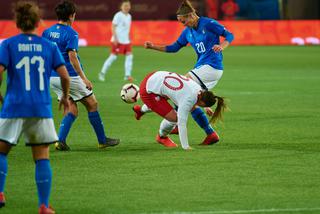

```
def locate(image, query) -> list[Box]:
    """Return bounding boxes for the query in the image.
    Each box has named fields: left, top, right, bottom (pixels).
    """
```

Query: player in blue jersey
left=0, top=2, right=70, bottom=213
left=134, top=0, right=234, bottom=145
left=43, top=0, right=120, bottom=151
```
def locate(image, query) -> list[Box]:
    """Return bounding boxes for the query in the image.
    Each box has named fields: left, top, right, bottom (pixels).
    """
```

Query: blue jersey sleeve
left=0, top=40, right=9, bottom=69
left=52, top=43, right=65, bottom=69
left=206, top=20, right=234, bottom=43
left=166, top=29, right=188, bottom=53
left=66, top=33, right=79, bottom=52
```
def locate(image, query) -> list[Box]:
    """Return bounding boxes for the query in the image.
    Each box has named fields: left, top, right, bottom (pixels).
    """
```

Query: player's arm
left=0, top=65, right=5, bottom=104
left=207, top=20, right=234, bottom=52
left=145, top=30, right=188, bottom=53
left=55, top=65, right=70, bottom=113
left=68, top=51, right=92, bottom=90
left=111, top=23, right=118, bottom=44
left=177, top=104, right=193, bottom=150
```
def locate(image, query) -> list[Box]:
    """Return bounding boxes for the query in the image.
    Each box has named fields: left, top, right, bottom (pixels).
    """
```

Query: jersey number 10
left=16, top=56, right=45, bottom=91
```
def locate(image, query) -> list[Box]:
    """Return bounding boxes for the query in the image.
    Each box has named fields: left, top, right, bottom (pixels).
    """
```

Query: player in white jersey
left=138, top=71, right=227, bottom=150
left=99, top=0, right=134, bottom=82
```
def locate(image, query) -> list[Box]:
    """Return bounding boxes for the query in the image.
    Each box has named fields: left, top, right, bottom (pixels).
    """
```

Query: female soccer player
left=98, top=0, right=134, bottom=82
left=43, top=0, right=120, bottom=151
left=138, top=71, right=227, bottom=150
left=139, top=0, right=234, bottom=145
left=0, top=2, right=70, bottom=213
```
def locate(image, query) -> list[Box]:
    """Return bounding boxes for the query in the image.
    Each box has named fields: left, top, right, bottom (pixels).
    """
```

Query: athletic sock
left=125, top=54, right=133, bottom=77
left=141, top=104, right=151, bottom=113
left=88, top=111, right=107, bottom=144
left=35, top=159, right=52, bottom=207
left=0, top=153, right=8, bottom=193
left=58, top=113, right=76, bottom=143
left=191, top=107, right=214, bottom=135
left=101, top=54, right=117, bottom=75
left=159, top=119, right=176, bottom=137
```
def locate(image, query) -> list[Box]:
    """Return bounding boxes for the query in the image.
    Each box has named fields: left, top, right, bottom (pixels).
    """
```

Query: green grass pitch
left=1, top=46, right=320, bottom=214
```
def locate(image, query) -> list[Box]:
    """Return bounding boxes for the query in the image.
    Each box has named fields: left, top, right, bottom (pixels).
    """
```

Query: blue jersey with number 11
left=0, top=34, right=65, bottom=118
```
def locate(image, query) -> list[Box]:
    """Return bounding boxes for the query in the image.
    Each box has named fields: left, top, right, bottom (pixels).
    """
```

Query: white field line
left=140, top=207, right=320, bottom=214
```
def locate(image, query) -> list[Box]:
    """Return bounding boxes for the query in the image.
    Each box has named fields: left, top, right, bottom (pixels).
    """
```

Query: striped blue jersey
left=42, top=23, right=83, bottom=77
left=0, top=34, right=65, bottom=118
left=166, top=17, right=234, bottom=70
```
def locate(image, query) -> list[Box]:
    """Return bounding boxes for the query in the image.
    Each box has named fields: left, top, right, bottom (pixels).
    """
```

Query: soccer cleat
left=0, top=192, right=5, bottom=208
left=170, top=126, right=179, bottom=135
left=133, top=105, right=144, bottom=120
left=200, top=132, right=220, bottom=145
left=124, top=76, right=134, bottom=82
left=156, top=134, right=178, bottom=147
left=38, top=204, right=55, bottom=214
left=98, top=137, right=120, bottom=149
left=98, top=73, right=105, bottom=82
left=55, top=142, right=70, bottom=151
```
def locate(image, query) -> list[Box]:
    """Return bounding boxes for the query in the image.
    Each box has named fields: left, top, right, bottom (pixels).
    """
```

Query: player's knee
left=165, top=110, right=178, bottom=122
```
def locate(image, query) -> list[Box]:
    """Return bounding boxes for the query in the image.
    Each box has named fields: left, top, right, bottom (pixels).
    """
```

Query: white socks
left=125, top=54, right=133, bottom=77
left=100, top=54, right=117, bottom=75
left=141, top=104, right=151, bottom=113
left=159, top=119, right=176, bottom=137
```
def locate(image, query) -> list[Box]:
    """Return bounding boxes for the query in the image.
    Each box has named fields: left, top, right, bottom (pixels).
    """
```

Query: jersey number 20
left=195, top=42, right=206, bottom=54
left=16, top=56, right=45, bottom=91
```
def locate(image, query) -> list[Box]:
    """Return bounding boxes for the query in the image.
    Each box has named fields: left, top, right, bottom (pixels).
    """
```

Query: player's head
left=14, top=1, right=41, bottom=32
left=55, top=0, right=76, bottom=23
left=120, top=0, right=131, bottom=14
left=176, top=0, right=198, bottom=27
left=197, top=91, right=227, bottom=124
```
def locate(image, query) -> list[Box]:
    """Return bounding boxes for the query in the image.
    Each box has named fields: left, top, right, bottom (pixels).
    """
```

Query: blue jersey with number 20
left=0, top=34, right=65, bottom=118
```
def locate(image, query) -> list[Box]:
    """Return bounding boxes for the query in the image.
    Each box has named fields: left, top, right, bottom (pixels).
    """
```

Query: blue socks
left=191, top=107, right=214, bottom=135
left=88, top=111, right=107, bottom=144
left=35, top=159, right=52, bottom=207
left=58, top=113, right=76, bottom=143
left=0, top=153, right=8, bottom=193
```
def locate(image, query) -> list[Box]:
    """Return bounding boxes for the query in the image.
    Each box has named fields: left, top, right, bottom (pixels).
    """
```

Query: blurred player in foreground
left=99, top=0, right=134, bottom=82
left=136, top=71, right=227, bottom=150
left=0, top=2, right=70, bottom=213
left=43, top=0, right=120, bottom=151
left=139, top=0, right=234, bottom=145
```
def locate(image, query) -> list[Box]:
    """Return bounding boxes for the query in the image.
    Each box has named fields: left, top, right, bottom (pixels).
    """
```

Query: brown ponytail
left=14, top=1, right=41, bottom=32
left=210, top=95, right=227, bottom=125
left=176, top=0, right=196, bottom=16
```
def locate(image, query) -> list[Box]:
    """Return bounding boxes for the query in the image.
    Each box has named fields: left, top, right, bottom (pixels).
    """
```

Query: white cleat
left=98, top=73, right=105, bottom=82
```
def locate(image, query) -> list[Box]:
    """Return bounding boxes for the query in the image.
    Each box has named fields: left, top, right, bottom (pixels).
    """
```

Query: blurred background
left=0, top=0, right=319, bottom=46
left=0, top=0, right=319, bottom=20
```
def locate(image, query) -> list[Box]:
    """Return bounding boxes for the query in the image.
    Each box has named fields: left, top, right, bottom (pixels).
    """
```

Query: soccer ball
left=120, top=83, right=140, bottom=103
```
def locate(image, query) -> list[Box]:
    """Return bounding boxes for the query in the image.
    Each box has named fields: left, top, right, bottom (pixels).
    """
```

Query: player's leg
left=186, top=65, right=223, bottom=144
left=56, top=100, right=78, bottom=151
left=99, top=54, right=117, bottom=81
left=81, top=94, right=120, bottom=148
left=0, top=118, right=22, bottom=208
left=25, top=118, right=57, bottom=213
left=133, top=104, right=152, bottom=120
left=124, top=44, right=133, bottom=81
left=0, top=142, right=11, bottom=208
left=99, top=44, right=119, bottom=81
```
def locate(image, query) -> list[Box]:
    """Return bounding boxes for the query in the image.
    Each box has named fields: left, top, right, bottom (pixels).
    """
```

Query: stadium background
left=1, top=0, right=320, bottom=46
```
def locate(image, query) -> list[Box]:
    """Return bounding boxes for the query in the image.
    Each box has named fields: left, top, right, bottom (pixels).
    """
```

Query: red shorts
left=139, top=72, right=174, bottom=118
left=111, top=43, right=132, bottom=55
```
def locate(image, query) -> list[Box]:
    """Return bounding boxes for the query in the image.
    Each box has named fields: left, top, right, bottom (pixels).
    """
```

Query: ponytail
left=210, top=95, right=227, bottom=125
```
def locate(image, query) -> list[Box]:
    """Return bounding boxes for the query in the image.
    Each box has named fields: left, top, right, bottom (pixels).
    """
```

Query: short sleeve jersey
left=111, top=11, right=131, bottom=44
left=0, top=34, right=65, bottom=118
left=177, top=17, right=228, bottom=70
left=42, top=24, right=82, bottom=77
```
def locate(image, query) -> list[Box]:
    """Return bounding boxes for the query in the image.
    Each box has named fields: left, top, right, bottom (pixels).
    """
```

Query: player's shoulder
left=201, top=16, right=218, bottom=25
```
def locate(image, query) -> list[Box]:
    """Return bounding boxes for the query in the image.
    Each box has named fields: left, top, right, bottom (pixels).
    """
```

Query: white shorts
left=188, top=64, right=223, bottom=90
left=0, top=118, right=58, bottom=146
left=50, top=76, right=93, bottom=102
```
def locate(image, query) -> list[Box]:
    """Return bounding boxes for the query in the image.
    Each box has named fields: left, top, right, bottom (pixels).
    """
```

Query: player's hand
left=144, top=41, right=153, bottom=49
left=59, top=96, right=70, bottom=115
left=213, top=45, right=224, bottom=53
left=83, top=78, right=93, bottom=90
left=112, top=40, right=118, bottom=46
left=204, top=107, right=214, bottom=116
left=0, top=93, right=3, bottom=105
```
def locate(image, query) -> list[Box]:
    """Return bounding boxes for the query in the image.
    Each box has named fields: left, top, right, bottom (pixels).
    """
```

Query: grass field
left=1, top=46, right=320, bottom=214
